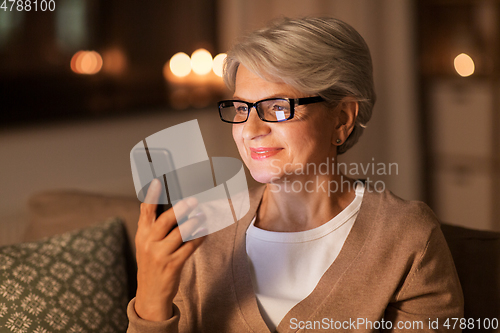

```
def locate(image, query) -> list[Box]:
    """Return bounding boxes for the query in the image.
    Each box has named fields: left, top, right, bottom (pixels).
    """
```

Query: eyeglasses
left=218, top=96, right=325, bottom=123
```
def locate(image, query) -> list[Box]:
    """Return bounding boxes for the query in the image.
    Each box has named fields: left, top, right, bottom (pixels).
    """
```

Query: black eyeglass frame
left=218, top=96, right=325, bottom=123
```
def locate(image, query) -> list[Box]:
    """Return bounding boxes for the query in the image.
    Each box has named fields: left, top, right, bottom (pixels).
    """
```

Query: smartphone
left=131, top=146, right=183, bottom=219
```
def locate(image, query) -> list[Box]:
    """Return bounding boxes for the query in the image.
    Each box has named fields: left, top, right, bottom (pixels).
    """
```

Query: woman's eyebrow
left=232, top=94, right=295, bottom=101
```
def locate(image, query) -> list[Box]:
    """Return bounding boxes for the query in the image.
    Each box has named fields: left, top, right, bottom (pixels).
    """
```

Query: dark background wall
left=0, top=0, right=218, bottom=125
left=1, top=0, right=499, bottom=247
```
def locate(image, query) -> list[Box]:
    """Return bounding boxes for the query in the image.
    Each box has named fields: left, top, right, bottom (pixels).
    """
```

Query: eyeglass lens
left=221, top=99, right=291, bottom=123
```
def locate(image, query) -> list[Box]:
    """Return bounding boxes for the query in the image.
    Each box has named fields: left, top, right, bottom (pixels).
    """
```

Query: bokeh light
left=102, top=48, right=127, bottom=75
left=212, top=53, right=227, bottom=77
left=71, top=50, right=103, bottom=75
left=191, top=49, right=212, bottom=75
left=169, top=52, right=191, bottom=77
left=454, top=53, right=475, bottom=77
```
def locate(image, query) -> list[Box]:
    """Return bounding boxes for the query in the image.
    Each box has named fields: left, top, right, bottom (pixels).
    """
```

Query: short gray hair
left=223, top=17, right=376, bottom=154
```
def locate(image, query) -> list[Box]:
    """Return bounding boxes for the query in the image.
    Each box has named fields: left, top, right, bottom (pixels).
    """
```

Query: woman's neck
left=255, top=173, right=357, bottom=232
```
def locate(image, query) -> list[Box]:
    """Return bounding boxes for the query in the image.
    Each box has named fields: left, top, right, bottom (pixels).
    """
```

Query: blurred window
left=56, top=0, right=88, bottom=51
left=0, top=10, right=24, bottom=49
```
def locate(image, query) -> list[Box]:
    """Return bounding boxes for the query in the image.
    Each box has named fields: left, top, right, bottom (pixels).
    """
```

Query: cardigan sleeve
left=126, top=296, right=186, bottom=333
left=383, top=226, right=464, bottom=332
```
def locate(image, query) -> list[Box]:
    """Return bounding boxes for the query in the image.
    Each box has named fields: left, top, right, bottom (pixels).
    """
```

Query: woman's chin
left=250, top=170, right=281, bottom=184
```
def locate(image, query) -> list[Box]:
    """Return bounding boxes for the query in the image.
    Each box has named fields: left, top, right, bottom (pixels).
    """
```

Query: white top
left=245, top=183, right=365, bottom=331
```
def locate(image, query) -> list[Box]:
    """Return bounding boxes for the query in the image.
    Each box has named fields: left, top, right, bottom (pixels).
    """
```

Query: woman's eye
left=272, top=104, right=287, bottom=111
left=236, top=106, right=248, bottom=113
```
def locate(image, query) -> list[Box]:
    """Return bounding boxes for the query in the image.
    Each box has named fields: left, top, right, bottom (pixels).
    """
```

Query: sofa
left=0, top=190, right=140, bottom=333
left=0, top=189, right=499, bottom=332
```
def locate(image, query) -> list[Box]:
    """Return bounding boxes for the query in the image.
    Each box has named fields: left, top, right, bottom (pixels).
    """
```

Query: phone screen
left=131, top=147, right=182, bottom=219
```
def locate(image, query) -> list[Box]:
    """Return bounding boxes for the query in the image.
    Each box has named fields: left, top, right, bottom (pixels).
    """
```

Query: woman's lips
left=249, top=147, right=283, bottom=160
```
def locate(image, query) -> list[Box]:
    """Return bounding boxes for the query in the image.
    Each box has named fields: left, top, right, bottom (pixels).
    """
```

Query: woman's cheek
left=232, top=128, right=248, bottom=162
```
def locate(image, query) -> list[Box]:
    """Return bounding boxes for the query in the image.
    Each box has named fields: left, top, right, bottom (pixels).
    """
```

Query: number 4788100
left=1, top=0, right=56, bottom=11
left=443, top=317, right=499, bottom=330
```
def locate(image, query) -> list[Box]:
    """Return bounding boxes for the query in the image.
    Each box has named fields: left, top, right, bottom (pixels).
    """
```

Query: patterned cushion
left=0, top=218, right=130, bottom=332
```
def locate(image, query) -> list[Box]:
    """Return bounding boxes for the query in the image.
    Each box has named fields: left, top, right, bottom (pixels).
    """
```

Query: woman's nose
left=241, top=107, right=271, bottom=140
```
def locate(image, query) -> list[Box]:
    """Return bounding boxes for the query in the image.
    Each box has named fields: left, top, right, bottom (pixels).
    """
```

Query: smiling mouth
left=249, top=148, right=283, bottom=160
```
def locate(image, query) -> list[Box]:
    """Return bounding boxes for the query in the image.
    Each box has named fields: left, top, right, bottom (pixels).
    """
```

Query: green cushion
left=0, top=218, right=130, bottom=332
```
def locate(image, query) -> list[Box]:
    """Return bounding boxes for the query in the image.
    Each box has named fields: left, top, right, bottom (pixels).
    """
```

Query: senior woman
left=127, top=17, right=463, bottom=332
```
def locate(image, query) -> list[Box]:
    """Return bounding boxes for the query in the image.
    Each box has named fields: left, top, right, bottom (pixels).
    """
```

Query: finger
left=177, top=211, right=207, bottom=242
left=160, top=213, right=206, bottom=250
left=138, top=178, right=162, bottom=228
left=144, top=178, right=162, bottom=205
left=172, top=233, right=207, bottom=263
left=150, top=197, right=198, bottom=241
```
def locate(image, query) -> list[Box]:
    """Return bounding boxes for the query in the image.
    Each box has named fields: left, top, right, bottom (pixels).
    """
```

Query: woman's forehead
left=233, top=65, right=303, bottom=101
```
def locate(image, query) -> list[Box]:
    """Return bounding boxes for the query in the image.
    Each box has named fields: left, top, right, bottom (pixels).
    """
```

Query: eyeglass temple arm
left=294, top=96, right=325, bottom=106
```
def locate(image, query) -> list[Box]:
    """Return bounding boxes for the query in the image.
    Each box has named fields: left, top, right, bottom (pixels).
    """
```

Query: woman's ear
left=333, top=97, right=358, bottom=146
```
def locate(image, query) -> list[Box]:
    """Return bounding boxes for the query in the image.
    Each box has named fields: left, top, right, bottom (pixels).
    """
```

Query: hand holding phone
left=134, top=178, right=207, bottom=321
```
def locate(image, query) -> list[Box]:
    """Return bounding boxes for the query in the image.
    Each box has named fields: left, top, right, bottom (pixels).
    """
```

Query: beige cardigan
left=127, top=186, right=464, bottom=332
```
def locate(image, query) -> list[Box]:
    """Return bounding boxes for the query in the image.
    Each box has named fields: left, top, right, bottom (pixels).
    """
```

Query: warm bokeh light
left=191, top=49, right=212, bottom=75
left=70, top=51, right=84, bottom=73
left=212, top=53, right=227, bottom=77
left=454, top=53, right=475, bottom=77
left=71, top=50, right=103, bottom=75
left=102, top=48, right=127, bottom=75
left=165, top=49, right=228, bottom=109
left=169, top=52, right=191, bottom=77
